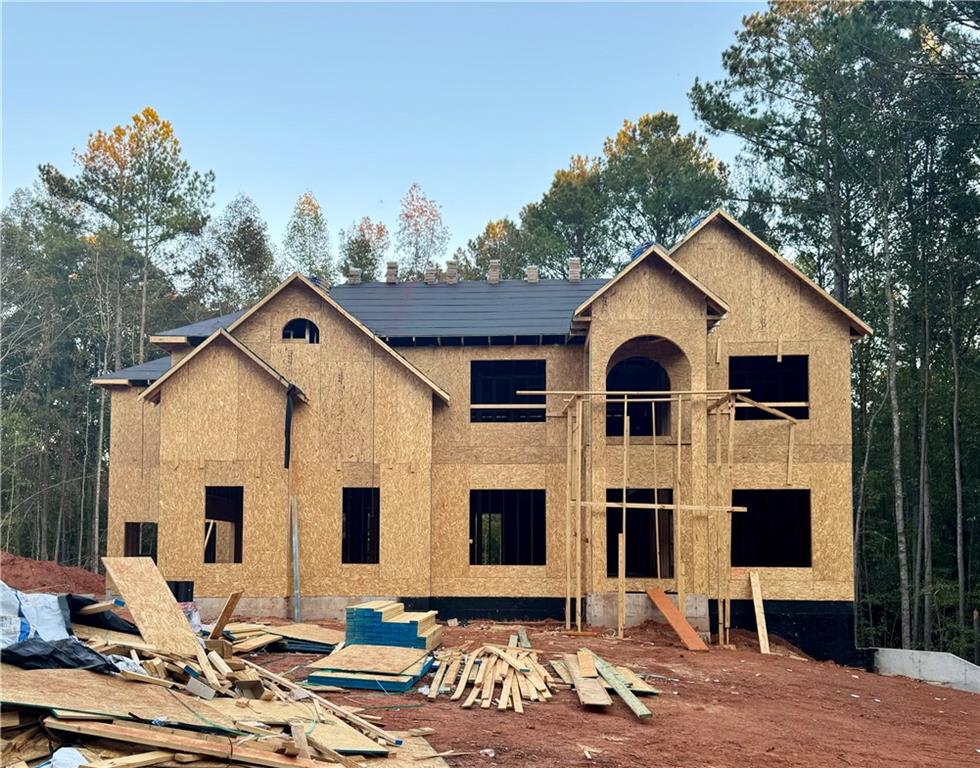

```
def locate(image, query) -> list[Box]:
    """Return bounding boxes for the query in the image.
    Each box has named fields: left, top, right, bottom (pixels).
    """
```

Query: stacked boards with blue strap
left=344, top=600, right=443, bottom=650
left=305, top=643, right=434, bottom=692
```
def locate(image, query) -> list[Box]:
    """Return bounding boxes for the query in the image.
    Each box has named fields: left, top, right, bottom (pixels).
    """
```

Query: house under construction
left=94, top=209, right=871, bottom=663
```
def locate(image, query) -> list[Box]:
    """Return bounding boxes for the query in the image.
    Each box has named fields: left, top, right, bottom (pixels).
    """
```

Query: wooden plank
left=102, top=557, right=199, bottom=658
left=207, top=591, right=243, bottom=639
left=576, top=650, right=597, bottom=678
left=426, top=658, right=449, bottom=700
left=645, top=588, right=708, bottom=652
left=81, top=751, right=174, bottom=768
left=290, top=497, right=301, bottom=623
left=449, top=652, right=478, bottom=701
left=308, top=644, right=426, bottom=675
left=232, top=633, right=280, bottom=653
left=592, top=654, right=652, bottom=719
left=118, top=671, right=174, bottom=688
left=561, top=654, right=612, bottom=707
left=749, top=571, right=771, bottom=654
left=44, top=719, right=326, bottom=768
left=78, top=599, right=125, bottom=616
left=574, top=397, right=583, bottom=632
left=289, top=722, right=311, bottom=761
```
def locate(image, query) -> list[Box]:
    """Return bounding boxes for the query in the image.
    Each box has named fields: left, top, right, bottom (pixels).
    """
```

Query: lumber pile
left=306, top=644, right=434, bottom=692
left=345, top=601, right=442, bottom=650
left=0, top=558, right=435, bottom=768
left=548, top=648, right=656, bottom=719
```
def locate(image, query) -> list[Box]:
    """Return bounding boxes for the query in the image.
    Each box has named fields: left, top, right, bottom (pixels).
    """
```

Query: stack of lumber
left=306, top=645, right=434, bottom=692
left=214, top=623, right=343, bottom=655
left=345, top=601, right=442, bottom=650
left=549, top=648, right=657, bottom=720
left=426, top=642, right=555, bottom=713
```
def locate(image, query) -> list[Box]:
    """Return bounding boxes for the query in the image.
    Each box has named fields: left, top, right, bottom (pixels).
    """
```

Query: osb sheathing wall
left=133, top=281, right=435, bottom=599
left=585, top=257, right=710, bottom=598
left=672, top=217, right=855, bottom=601
left=106, top=388, right=161, bottom=557
left=402, top=344, right=583, bottom=597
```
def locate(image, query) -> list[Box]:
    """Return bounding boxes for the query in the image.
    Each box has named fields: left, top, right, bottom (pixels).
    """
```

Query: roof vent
left=525, top=265, right=540, bottom=283
left=445, top=259, right=459, bottom=284
left=487, top=259, right=501, bottom=285
left=568, top=257, right=581, bottom=282
left=348, top=267, right=362, bottom=285
left=385, top=261, right=398, bottom=284
left=424, top=265, right=438, bottom=285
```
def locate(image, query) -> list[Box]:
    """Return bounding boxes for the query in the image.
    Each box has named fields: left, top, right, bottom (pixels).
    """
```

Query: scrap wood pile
left=0, top=557, right=444, bottom=768
left=423, top=630, right=657, bottom=719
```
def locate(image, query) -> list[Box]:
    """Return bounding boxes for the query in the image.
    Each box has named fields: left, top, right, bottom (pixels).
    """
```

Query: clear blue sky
left=2, top=2, right=758, bottom=254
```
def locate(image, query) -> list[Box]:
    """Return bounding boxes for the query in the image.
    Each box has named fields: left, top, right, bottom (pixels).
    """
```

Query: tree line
left=2, top=1, right=978, bottom=658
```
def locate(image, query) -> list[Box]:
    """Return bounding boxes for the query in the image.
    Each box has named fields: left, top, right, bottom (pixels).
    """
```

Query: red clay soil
left=250, top=619, right=980, bottom=768
left=1, top=551, right=105, bottom=594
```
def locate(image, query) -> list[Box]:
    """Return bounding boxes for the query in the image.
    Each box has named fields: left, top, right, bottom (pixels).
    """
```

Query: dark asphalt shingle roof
left=95, top=356, right=171, bottom=383
left=111, top=278, right=607, bottom=383
left=153, top=279, right=607, bottom=339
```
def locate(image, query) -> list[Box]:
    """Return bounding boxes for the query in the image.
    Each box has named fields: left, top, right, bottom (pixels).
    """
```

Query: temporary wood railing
left=520, top=387, right=753, bottom=634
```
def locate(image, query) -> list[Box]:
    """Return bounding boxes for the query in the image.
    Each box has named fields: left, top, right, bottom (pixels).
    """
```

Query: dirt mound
left=1, top=552, right=105, bottom=595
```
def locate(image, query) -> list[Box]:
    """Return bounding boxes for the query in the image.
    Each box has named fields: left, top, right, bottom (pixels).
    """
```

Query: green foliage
left=283, top=191, right=332, bottom=281
left=338, top=217, right=389, bottom=282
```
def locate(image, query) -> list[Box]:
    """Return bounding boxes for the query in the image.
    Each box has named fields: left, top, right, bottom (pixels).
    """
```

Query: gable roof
left=573, top=243, right=730, bottom=319
left=138, top=329, right=310, bottom=405
left=671, top=209, right=873, bottom=337
left=226, top=273, right=451, bottom=403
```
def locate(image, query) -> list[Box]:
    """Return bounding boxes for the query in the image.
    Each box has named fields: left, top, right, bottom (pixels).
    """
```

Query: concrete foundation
left=875, top=648, right=980, bottom=694
left=193, top=595, right=393, bottom=622
left=586, top=591, right=709, bottom=631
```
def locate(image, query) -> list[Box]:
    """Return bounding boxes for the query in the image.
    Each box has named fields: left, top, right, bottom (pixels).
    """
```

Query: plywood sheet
left=264, top=623, right=344, bottom=646
left=203, top=699, right=387, bottom=756
left=102, top=557, right=200, bottom=657
left=308, top=644, right=427, bottom=674
left=0, top=665, right=233, bottom=728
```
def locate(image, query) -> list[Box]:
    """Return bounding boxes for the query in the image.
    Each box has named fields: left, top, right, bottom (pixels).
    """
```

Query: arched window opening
left=282, top=318, right=320, bottom=344
left=606, top=356, right=671, bottom=437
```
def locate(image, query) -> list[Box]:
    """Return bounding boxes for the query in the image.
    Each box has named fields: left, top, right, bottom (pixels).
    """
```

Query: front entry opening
left=605, top=488, right=674, bottom=578
left=606, top=356, right=671, bottom=437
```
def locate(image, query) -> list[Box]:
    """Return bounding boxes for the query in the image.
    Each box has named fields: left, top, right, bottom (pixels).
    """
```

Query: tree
left=395, top=183, right=449, bottom=280
left=337, top=217, right=389, bottom=282
left=283, top=192, right=332, bottom=281
left=521, top=156, right=612, bottom=278
left=458, top=218, right=528, bottom=280
left=186, top=195, right=278, bottom=312
left=601, top=112, right=730, bottom=252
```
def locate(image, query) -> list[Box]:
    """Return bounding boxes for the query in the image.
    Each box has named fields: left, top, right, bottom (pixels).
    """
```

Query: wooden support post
left=653, top=403, right=660, bottom=579
left=565, top=408, right=573, bottom=629
left=675, top=395, right=684, bottom=614
left=787, top=421, right=795, bottom=485
left=749, top=571, right=771, bottom=654
left=617, top=533, right=625, bottom=639
left=727, top=401, right=735, bottom=471
left=776, top=337, right=783, bottom=362
left=715, top=337, right=722, bottom=365
left=289, top=496, right=301, bottom=623
left=574, top=397, right=584, bottom=632
left=618, top=405, right=629, bottom=640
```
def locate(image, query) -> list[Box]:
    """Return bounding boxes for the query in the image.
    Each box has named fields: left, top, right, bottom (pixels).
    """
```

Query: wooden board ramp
left=749, top=571, right=771, bottom=654
left=102, top=557, right=200, bottom=657
left=646, top=588, right=709, bottom=652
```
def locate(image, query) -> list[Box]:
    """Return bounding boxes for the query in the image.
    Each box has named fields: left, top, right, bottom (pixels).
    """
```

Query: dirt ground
left=250, top=619, right=979, bottom=768
left=1, top=551, right=105, bottom=594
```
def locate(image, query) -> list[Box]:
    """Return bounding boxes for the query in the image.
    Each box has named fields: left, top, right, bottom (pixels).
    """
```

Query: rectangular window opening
left=605, top=488, right=674, bottom=578
left=470, top=360, right=546, bottom=423
left=729, top=355, right=809, bottom=420
left=124, top=522, right=158, bottom=562
left=342, top=487, right=380, bottom=564
left=731, top=489, right=812, bottom=567
left=204, top=486, right=243, bottom=564
left=470, top=489, right=546, bottom=565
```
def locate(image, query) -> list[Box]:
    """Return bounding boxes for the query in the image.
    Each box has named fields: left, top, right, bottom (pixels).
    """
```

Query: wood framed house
left=95, top=209, right=871, bottom=662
